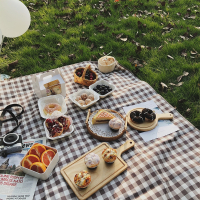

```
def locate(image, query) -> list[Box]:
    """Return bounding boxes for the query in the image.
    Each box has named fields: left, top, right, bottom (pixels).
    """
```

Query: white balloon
left=0, top=29, right=2, bottom=44
left=0, top=0, right=31, bottom=38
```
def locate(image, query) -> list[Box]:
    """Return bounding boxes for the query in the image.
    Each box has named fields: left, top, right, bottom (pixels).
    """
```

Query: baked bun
left=109, top=118, right=122, bottom=131
left=78, top=100, right=85, bottom=106
left=81, top=93, right=88, bottom=100
left=84, top=153, right=100, bottom=168
left=75, top=96, right=81, bottom=101
left=85, top=99, right=92, bottom=105
left=74, top=170, right=91, bottom=188
left=102, top=148, right=117, bottom=163
left=142, top=108, right=156, bottom=121
left=88, top=94, right=94, bottom=101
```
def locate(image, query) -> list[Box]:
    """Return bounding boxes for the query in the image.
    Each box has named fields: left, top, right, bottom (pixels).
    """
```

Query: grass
left=0, top=0, right=200, bottom=128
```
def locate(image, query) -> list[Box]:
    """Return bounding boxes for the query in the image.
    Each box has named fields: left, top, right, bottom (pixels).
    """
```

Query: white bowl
left=44, top=115, right=74, bottom=140
left=98, top=56, right=116, bottom=73
left=69, top=89, right=99, bottom=110
left=38, top=94, right=67, bottom=118
left=20, top=144, right=59, bottom=180
left=89, top=80, right=116, bottom=98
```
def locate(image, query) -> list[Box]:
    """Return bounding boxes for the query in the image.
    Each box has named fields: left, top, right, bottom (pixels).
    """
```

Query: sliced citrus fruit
left=41, top=149, right=56, bottom=167
left=30, top=162, right=46, bottom=173
left=29, top=144, right=46, bottom=158
left=22, top=154, right=40, bottom=169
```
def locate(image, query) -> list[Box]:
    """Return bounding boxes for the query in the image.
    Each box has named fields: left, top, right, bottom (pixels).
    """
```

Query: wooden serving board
left=61, top=140, right=135, bottom=200
left=127, top=108, right=173, bottom=131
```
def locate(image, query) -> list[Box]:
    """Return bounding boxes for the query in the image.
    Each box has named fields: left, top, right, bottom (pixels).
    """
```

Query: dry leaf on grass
left=120, top=38, right=127, bottom=41
left=177, top=71, right=189, bottom=82
left=8, top=60, right=18, bottom=69
left=160, top=82, right=168, bottom=91
left=68, top=54, right=76, bottom=60
left=167, top=55, right=174, bottom=59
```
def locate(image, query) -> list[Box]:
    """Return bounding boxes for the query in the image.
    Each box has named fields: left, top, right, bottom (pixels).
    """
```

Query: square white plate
left=89, top=80, right=116, bottom=98
left=44, top=116, right=74, bottom=140
left=69, top=89, right=99, bottom=110
left=38, top=94, right=67, bottom=118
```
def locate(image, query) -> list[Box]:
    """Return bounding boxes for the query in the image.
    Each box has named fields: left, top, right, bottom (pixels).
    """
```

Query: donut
left=130, top=111, right=145, bottom=123
left=142, top=108, right=156, bottom=121
left=43, top=103, right=62, bottom=115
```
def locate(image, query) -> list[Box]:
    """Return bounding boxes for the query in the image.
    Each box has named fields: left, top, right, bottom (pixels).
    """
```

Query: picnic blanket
left=0, top=61, right=200, bottom=200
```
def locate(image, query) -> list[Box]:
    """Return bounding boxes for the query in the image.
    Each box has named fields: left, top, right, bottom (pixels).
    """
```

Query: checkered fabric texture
left=0, top=61, right=200, bottom=200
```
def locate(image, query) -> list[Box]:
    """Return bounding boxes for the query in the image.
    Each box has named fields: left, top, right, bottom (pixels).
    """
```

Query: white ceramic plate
left=44, top=115, right=74, bottom=140
left=38, top=94, right=67, bottom=118
left=89, top=80, right=116, bottom=98
left=69, top=89, right=99, bottom=110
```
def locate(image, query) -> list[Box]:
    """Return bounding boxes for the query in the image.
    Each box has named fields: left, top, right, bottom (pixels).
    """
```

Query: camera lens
left=3, top=133, right=19, bottom=145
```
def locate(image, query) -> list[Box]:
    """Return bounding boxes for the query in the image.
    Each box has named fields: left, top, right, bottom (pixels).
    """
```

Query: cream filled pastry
left=102, top=148, right=117, bottom=163
left=109, top=118, right=122, bottom=131
left=84, top=153, right=100, bottom=168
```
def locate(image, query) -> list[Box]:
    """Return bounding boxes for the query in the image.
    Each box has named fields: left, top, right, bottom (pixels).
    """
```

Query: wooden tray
left=126, top=107, right=173, bottom=131
left=61, top=140, right=135, bottom=200
left=86, top=109, right=127, bottom=141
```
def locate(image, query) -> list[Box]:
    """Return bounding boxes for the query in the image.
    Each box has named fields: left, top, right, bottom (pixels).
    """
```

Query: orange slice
left=22, top=155, right=40, bottom=169
left=29, top=144, right=46, bottom=158
left=30, top=162, right=46, bottom=173
left=41, top=149, right=56, bottom=167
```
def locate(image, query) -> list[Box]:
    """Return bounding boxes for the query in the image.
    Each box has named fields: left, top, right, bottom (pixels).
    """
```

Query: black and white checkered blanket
left=0, top=61, right=199, bottom=200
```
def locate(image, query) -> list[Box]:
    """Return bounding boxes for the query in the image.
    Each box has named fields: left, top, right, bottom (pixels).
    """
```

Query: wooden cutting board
left=127, top=108, right=173, bottom=131
left=61, top=140, right=135, bottom=200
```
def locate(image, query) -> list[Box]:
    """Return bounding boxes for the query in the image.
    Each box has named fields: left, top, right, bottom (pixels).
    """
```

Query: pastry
left=81, top=93, right=88, bottom=100
left=78, top=100, right=85, bottom=106
left=45, top=119, right=63, bottom=137
left=74, top=170, right=91, bottom=188
left=75, top=96, right=81, bottom=101
left=44, top=80, right=62, bottom=95
left=142, top=108, right=156, bottom=121
left=43, top=103, right=62, bottom=115
left=88, top=94, right=94, bottom=101
left=102, top=148, right=117, bottom=163
left=130, top=110, right=145, bottom=123
left=109, top=118, right=122, bottom=131
left=92, top=109, right=115, bottom=124
left=57, top=116, right=71, bottom=131
left=84, top=153, right=100, bottom=168
left=85, top=99, right=92, bottom=105
left=74, top=64, right=98, bottom=86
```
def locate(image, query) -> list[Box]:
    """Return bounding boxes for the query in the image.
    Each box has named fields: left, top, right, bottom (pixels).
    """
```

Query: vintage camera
left=0, top=133, right=23, bottom=157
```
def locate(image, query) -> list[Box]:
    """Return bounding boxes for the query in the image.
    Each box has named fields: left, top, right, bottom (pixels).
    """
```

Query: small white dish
left=44, top=115, right=74, bottom=140
left=89, top=80, right=116, bottom=98
left=38, top=94, right=67, bottom=118
left=69, top=89, right=99, bottom=110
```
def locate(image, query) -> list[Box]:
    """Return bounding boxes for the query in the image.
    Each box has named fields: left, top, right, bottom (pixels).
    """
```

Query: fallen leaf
left=186, top=108, right=191, bottom=113
left=3, top=55, right=8, bottom=59
left=8, top=60, right=18, bottom=68
left=169, top=83, right=176, bottom=86
left=116, top=33, right=123, bottom=39
left=160, top=82, right=168, bottom=91
left=177, top=71, right=189, bottom=82
left=99, top=46, right=104, bottom=49
left=191, top=51, right=197, bottom=55
left=178, top=99, right=186, bottom=103
left=159, top=45, right=163, bottom=50
left=188, top=15, right=196, bottom=19
left=176, top=82, right=184, bottom=86
left=57, top=42, right=61, bottom=46
left=39, top=55, right=44, bottom=58
left=167, top=55, right=174, bottom=59
left=90, top=43, right=94, bottom=49
left=11, top=69, right=16, bottom=73
left=136, top=46, right=142, bottom=53
left=180, top=36, right=185, bottom=40
left=177, top=12, right=181, bottom=16
left=120, top=38, right=127, bottom=41
left=68, top=54, right=76, bottom=60
left=31, top=44, right=40, bottom=49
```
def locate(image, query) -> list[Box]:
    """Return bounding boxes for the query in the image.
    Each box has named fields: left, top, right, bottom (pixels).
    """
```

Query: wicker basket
left=74, top=64, right=98, bottom=87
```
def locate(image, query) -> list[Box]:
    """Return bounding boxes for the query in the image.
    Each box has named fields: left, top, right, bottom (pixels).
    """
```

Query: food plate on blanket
left=86, top=109, right=127, bottom=141
left=126, top=107, right=173, bottom=131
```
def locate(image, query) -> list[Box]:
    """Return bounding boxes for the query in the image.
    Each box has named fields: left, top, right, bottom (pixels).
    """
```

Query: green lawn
left=0, top=0, right=200, bottom=128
